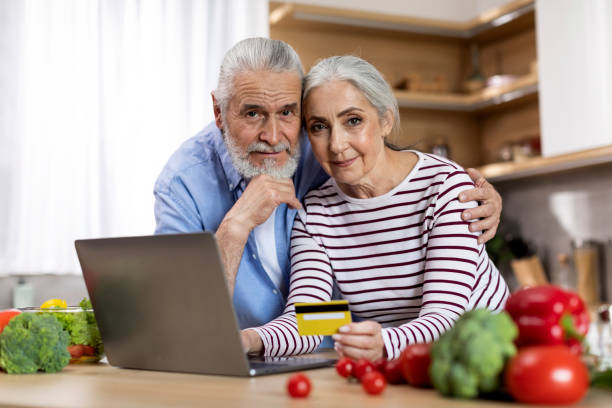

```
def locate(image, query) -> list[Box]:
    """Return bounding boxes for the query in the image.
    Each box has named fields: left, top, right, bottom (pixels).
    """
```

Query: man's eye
left=281, top=110, right=292, bottom=116
left=347, top=117, right=361, bottom=126
left=246, top=111, right=258, bottom=118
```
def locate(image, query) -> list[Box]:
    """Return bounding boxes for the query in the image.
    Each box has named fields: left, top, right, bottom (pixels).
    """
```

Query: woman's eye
left=310, top=123, right=326, bottom=132
left=347, top=117, right=361, bottom=126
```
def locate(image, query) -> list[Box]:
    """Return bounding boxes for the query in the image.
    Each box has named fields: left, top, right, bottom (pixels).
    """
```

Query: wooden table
left=0, top=357, right=610, bottom=408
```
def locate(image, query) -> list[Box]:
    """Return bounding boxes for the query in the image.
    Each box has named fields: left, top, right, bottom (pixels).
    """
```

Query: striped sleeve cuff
left=381, top=328, right=399, bottom=360
left=252, top=326, right=275, bottom=356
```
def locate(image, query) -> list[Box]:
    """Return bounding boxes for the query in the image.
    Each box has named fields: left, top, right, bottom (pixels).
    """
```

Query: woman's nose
left=329, top=127, right=348, bottom=154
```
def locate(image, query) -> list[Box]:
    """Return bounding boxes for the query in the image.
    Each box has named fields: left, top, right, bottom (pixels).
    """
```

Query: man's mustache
left=247, top=142, right=291, bottom=154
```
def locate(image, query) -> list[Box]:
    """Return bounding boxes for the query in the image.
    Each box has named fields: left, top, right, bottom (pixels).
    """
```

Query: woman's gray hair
left=303, top=55, right=400, bottom=136
left=214, top=38, right=304, bottom=115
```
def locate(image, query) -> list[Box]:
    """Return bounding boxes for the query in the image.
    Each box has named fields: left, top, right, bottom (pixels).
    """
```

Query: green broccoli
left=430, top=308, right=518, bottom=398
left=0, top=313, right=70, bottom=374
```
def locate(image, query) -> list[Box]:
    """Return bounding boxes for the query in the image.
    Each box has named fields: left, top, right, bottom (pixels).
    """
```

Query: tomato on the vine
left=353, top=358, right=375, bottom=380
left=287, top=373, right=312, bottom=398
left=505, top=345, right=589, bottom=404
left=399, top=343, right=432, bottom=387
left=361, top=371, right=387, bottom=395
left=335, top=356, right=355, bottom=378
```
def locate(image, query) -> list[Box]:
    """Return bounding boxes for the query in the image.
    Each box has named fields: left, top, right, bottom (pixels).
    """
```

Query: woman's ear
left=381, top=110, right=394, bottom=138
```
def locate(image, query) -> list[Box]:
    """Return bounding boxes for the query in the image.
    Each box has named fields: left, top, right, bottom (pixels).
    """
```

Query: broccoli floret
left=430, top=309, right=518, bottom=398
left=0, top=313, right=70, bottom=374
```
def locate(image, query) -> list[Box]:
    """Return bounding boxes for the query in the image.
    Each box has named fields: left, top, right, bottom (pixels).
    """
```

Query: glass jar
left=19, top=306, right=104, bottom=363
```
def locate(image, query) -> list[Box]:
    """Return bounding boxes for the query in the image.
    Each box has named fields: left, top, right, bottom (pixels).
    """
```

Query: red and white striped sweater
left=253, top=151, right=508, bottom=359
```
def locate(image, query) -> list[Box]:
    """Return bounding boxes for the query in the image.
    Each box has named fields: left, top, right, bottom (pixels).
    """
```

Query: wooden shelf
left=270, top=0, right=534, bottom=41
left=477, top=145, right=612, bottom=182
left=394, top=72, right=538, bottom=112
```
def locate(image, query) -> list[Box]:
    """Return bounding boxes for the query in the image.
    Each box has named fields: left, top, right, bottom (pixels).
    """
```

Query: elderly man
left=154, top=37, right=502, bottom=331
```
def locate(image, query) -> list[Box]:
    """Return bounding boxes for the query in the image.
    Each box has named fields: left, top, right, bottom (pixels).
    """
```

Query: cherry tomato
left=505, top=345, right=589, bottom=404
left=353, top=358, right=375, bottom=380
left=373, top=357, right=387, bottom=373
left=335, top=356, right=355, bottom=378
left=383, top=358, right=405, bottom=384
left=361, top=371, right=387, bottom=395
left=399, top=343, right=432, bottom=387
left=0, top=309, right=21, bottom=335
left=287, top=373, right=311, bottom=398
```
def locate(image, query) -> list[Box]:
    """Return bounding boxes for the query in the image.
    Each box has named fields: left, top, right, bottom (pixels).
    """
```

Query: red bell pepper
left=504, top=285, right=589, bottom=354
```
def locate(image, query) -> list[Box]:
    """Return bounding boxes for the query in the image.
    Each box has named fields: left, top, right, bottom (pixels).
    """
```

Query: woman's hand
left=332, top=321, right=385, bottom=361
left=240, top=329, right=263, bottom=355
left=460, top=168, right=502, bottom=244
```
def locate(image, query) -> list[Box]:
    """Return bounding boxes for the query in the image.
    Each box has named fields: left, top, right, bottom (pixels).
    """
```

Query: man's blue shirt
left=154, top=122, right=328, bottom=329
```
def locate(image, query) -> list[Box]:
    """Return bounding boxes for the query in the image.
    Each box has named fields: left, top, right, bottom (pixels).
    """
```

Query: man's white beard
left=223, top=126, right=300, bottom=180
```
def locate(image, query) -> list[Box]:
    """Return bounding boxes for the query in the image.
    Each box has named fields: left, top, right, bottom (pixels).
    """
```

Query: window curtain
left=0, top=0, right=269, bottom=275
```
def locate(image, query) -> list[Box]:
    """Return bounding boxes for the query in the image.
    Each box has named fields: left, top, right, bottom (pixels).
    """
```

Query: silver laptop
left=74, top=232, right=335, bottom=376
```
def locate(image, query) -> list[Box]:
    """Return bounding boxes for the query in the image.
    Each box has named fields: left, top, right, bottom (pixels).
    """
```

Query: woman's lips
left=331, top=157, right=357, bottom=168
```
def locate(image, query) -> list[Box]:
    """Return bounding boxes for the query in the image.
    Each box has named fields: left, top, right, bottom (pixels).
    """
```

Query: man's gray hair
left=303, top=55, right=400, bottom=135
left=214, top=37, right=304, bottom=115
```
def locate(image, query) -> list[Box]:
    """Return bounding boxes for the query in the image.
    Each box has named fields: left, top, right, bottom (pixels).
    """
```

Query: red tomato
left=287, top=373, right=311, bottom=398
left=82, top=345, right=97, bottom=356
left=361, top=371, right=387, bottom=395
left=353, top=358, right=375, bottom=380
left=399, top=343, right=432, bottom=387
left=505, top=345, right=589, bottom=404
left=383, top=358, right=405, bottom=384
left=67, top=344, right=85, bottom=359
left=0, top=309, right=21, bottom=335
left=373, top=357, right=387, bottom=373
left=335, top=356, right=355, bottom=378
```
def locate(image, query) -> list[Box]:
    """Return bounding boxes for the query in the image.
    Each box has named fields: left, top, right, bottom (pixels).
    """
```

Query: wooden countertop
left=0, top=355, right=610, bottom=408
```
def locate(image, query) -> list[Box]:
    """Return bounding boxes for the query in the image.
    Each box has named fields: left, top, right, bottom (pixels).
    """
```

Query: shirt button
left=272, top=289, right=278, bottom=295
left=252, top=254, right=257, bottom=260
left=229, top=184, right=233, bottom=189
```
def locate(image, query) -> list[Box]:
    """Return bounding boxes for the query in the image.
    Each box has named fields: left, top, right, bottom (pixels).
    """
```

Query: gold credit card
left=295, top=300, right=351, bottom=336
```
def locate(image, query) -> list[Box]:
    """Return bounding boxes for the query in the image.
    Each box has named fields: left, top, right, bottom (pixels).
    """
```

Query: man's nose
left=259, top=116, right=281, bottom=146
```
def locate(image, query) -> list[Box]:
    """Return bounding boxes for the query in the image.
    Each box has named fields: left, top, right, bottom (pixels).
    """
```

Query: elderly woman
left=242, top=56, right=508, bottom=361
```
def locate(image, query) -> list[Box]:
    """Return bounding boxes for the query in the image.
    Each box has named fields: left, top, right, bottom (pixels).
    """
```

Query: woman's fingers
left=332, top=321, right=384, bottom=361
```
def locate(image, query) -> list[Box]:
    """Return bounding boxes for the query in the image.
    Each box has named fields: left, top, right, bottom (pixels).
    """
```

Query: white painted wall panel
left=536, top=0, right=612, bottom=156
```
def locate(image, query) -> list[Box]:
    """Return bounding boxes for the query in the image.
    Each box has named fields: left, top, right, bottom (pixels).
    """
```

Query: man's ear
left=212, top=92, right=223, bottom=130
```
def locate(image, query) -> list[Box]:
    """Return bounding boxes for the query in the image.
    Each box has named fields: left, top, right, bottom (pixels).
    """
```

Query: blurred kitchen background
left=1, top=0, right=611, bottom=311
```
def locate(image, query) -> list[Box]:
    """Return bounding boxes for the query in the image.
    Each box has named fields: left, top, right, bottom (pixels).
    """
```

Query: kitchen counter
left=0, top=357, right=609, bottom=407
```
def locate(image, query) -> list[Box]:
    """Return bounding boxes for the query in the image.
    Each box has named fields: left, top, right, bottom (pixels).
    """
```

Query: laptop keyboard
left=249, top=355, right=336, bottom=367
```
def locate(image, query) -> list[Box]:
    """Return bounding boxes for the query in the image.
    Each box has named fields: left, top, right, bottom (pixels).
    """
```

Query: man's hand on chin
left=216, top=175, right=302, bottom=295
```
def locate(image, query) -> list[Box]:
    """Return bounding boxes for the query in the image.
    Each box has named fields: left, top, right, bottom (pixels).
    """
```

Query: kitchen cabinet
left=270, top=0, right=612, bottom=181
left=270, top=0, right=539, bottom=171
left=535, top=0, right=612, bottom=157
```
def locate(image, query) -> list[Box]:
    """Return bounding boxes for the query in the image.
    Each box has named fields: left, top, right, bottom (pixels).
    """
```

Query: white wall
left=536, top=0, right=612, bottom=156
